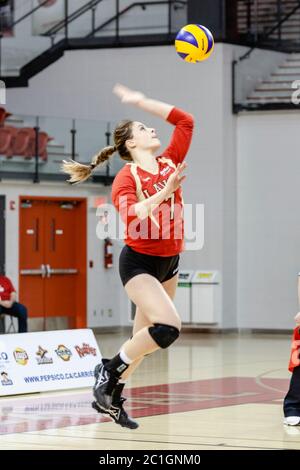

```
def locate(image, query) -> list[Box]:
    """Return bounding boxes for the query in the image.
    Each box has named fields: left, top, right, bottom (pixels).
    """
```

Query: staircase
left=237, top=0, right=300, bottom=47
left=247, top=53, right=300, bottom=104
left=0, top=1, right=186, bottom=88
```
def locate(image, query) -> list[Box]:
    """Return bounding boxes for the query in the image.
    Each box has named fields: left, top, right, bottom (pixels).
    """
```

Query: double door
left=19, top=197, right=87, bottom=329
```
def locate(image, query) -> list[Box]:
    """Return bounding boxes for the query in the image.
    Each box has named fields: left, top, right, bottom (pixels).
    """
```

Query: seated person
left=0, top=274, right=28, bottom=333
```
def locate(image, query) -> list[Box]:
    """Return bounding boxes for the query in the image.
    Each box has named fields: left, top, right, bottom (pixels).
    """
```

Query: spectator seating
left=0, top=107, right=12, bottom=126
left=0, top=107, right=54, bottom=161
left=0, top=126, right=17, bottom=157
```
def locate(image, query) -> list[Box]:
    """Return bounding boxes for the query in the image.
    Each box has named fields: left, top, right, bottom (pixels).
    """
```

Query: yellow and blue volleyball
left=175, top=24, right=214, bottom=63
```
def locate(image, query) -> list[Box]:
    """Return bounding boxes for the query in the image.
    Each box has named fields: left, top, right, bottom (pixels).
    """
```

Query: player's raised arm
left=113, top=83, right=174, bottom=120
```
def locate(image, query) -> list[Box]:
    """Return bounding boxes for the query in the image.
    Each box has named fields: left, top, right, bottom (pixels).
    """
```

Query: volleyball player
left=62, top=84, right=194, bottom=429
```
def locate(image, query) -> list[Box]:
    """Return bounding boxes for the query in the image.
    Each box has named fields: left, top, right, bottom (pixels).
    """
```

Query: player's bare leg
left=93, top=273, right=181, bottom=411
left=120, top=272, right=179, bottom=380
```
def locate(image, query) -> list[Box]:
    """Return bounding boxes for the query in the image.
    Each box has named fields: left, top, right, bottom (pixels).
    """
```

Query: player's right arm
left=113, top=84, right=194, bottom=165
left=113, top=83, right=174, bottom=120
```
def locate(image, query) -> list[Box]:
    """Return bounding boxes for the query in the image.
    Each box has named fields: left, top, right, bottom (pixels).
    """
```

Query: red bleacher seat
left=0, top=107, right=12, bottom=126
left=0, top=127, right=14, bottom=157
left=0, top=126, right=18, bottom=158
left=28, top=131, right=53, bottom=161
left=10, top=127, right=35, bottom=159
left=0, top=125, right=53, bottom=161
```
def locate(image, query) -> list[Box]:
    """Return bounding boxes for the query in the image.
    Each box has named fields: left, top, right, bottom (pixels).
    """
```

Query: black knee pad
left=148, top=323, right=180, bottom=349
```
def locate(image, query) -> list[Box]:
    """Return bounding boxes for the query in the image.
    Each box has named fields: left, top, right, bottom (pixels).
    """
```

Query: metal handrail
left=43, top=0, right=104, bottom=37
left=8, top=0, right=186, bottom=44
left=238, top=0, right=300, bottom=62
left=86, top=0, right=187, bottom=38
left=9, top=0, right=52, bottom=28
left=7, top=0, right=104, bottom=39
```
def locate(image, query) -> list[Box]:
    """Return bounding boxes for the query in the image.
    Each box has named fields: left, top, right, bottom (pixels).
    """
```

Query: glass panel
left=0, top=113, right=38, bottom=176
left=71, top=117, right=109, bottom=177
left=32, top=115, right=73, bottom=178
left=0, top=113, right=121, bottom=181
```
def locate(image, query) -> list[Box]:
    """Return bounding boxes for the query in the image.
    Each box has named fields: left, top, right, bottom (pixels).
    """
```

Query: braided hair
left=62, top=120, right=134, bottom=184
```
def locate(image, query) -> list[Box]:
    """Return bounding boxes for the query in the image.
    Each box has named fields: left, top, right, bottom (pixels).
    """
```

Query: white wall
left=220, top=44, right=238, bottom=329
left=6, top=44, right=237, bottom=329
left=237, top=112, right=300, bottom=329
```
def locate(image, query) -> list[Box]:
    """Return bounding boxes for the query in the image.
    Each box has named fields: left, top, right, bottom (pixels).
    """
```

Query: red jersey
left=288, top=327, right=300, bottom=372
left=0, top=276, right=16, bottom=301
left=111, top=107, right=194, bottom=256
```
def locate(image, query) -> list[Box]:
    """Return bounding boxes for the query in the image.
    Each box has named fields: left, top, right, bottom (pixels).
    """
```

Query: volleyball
left=175, top=24, right=214, bottom=63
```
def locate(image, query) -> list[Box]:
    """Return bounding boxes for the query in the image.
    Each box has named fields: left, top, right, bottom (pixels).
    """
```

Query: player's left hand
left=113, top=83, right=145, bottom=105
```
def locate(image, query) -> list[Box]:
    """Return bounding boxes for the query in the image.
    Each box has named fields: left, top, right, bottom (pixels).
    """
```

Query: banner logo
left=14, top=348, right=29, bottom=365
left=55, top=345, right=72, bottom=361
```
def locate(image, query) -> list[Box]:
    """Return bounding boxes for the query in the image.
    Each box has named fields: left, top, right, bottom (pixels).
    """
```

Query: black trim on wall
left=234, top=102, right=300, bottom=114
left=0, top=172, right=114, bottom=186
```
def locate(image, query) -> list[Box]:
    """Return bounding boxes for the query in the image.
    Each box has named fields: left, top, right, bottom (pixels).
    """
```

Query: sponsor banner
left=0, top=0, right=14, bottom=37
left=0, top=329, right=102, bottom=396
left=32, top=0, right=64, bottom=36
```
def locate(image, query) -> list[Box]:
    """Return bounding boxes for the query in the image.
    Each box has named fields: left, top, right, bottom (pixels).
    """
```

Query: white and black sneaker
left=284, top=416, right=300, bottom=426
left=93, top=358, right=118, bottom=411
left=92, top=396, right=138, bottom=429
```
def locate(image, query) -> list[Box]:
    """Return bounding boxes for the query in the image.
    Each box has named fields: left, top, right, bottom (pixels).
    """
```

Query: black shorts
left=119, top=245, right=180, bottom=287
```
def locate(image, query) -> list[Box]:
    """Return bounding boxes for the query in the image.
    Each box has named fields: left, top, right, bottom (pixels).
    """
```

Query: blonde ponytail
left=62, top=145, right=117, bottom=184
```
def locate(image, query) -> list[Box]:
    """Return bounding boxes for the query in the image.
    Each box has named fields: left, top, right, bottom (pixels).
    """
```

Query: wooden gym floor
left=0, top=332, right=298, bottom=450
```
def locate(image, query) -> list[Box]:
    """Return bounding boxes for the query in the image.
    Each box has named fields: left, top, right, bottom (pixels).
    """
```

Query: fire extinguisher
left=104, top=237, right=113, bottom=269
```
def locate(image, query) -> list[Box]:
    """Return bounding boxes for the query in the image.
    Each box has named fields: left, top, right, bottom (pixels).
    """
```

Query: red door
left=19, top=199, right=45, bottom=317
left=19, top=197, right=87, bottom=329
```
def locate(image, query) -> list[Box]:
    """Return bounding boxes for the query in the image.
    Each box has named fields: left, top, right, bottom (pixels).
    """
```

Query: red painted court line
left=0, top=377, right=290, bottom=435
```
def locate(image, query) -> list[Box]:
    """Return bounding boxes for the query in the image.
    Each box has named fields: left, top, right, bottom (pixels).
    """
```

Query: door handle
left=20, top=264, right=46, bottom=277
left=44, top=266, right=78, bottom=276
left=45, top=264, right=51, bottom=278
left=41, top=264, right=46, bottom=278
left=48, top=268, right=78, bottom=275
